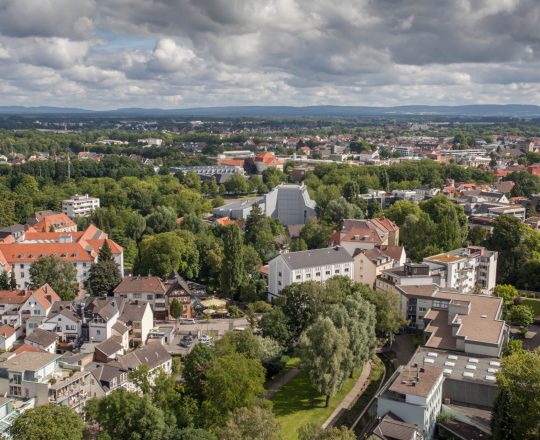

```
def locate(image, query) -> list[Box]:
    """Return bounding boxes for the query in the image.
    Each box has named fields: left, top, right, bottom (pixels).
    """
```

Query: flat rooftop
left=388, top=364, right=443, bottom=398
left=410, top=347, right=500, bottom=386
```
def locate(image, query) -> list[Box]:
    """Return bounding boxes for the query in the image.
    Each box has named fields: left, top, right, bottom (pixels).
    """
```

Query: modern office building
left=62, top=194, right=100, bottom=219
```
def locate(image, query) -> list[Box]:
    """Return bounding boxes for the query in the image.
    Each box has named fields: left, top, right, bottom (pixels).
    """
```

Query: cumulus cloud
left=0, top=0, right=539, bottom=108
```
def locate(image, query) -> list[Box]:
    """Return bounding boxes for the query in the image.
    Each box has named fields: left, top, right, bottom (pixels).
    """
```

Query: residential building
left=113, top=276, right=168, bottom=320
left=0, top=325, right=16, bottom=351
left=42, top=308, right=82, bottom=345
left=395, top=284, right=507, bottom=357
left=24, top=329, right=57, bottom=353
left=86, top=297, right=122, bottom=343
left=423, top=246, right=497, bottom=294
left=252, top=152, right=284, bottom=173
left=331, top=218, right=400, bottom=255
left=119, top=302, right=153, bottom=347
left=89, top=363, right=131, bottom=398
left=94, top=337, right=125, bottom=363
left=213, top=184, right=317, bottom=226
left=268, top=246, right=354, bottom=300
left=62, top=194, right=100, bottom=219
left=0, top=225, right=123, bottom=288
left=31, top=213, right=77, bottom=233
left=0, top=396, right=35, bottom=438
left=138, top=138, right=163, bottom=147
left=353, top=247, right=395, bottom=288
left=0, top=352, right=60, bottom=405
left=0, top=289, right=32, bottom=328
left=113, top=342, right=172, bottom=378
left=20, top=284, right=61, bottom=334
left=376, top=263, right=442, bottom=296
left=370, top=413, right=422, bottom=440
left=377, top=363, right=444, bottom=439
left=164, top=272, right=195, bottom=319
left=409, top=347, right=500, bottom=408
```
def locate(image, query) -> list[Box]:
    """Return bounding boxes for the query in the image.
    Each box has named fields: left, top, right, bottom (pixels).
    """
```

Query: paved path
left=264, top=367, right=301, bottom=399
left=322, top=360, right=373, bottom=429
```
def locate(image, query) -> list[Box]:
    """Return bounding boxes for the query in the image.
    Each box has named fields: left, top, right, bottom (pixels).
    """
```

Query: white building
left=62, top=194, right=100, bottom=219
left=267, top=246, right=353, bottom=300
left=377, top=363, right=444, bottom=440
left=138, top=138, right=163, bottom=148
left=423, top=246, right=498, bottom=294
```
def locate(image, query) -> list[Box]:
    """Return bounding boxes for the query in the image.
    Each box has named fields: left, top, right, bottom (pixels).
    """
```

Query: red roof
left=218, top=159, right=245, bottom=167
left=14, top=344, right=45, bottom=354
left=0, top=325, right=15, bottom=338
left=33, top=214, right=76, bottom=232
left=0, top=290, right=32, bottom=304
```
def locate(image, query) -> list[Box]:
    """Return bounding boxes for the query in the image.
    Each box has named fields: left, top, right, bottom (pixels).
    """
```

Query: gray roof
left=112, top=321, right=129, bottom=335
left=91, top=363, right=127, bottom=390
left=114, top=342, right=171, bottom=371
left=372, top=413, right=420, bottom=440
left=95, top=336, right=124, bottom=357
left=25, top=329, right=57, bottom=347
left=48, top=308, right=81, bottom=323
left=277, top=246, right=353, bottom=270
left=0, top=352, right=59, bottom=372
left=120, top=302, right=149, bottom=323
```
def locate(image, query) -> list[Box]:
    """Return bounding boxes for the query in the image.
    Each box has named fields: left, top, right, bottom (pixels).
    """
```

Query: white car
left=200, top=335, right=214, bottom=345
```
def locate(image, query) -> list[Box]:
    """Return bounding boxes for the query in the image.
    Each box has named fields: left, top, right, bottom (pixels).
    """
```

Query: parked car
left=200, top=335, right=213, bottom=345
left=180, top=335, right=194, bottom=348
left=180, top=318, right=196, bottom=324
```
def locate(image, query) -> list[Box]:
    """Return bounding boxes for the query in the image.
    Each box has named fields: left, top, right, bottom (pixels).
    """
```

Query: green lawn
left=523, top=298, right=540, bottom=316
left=271, top=364, right=363, bottom=440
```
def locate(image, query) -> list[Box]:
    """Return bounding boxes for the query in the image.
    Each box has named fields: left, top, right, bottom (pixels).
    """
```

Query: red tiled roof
left=218, top=159, right=245, bottom=167
left=0, top=242, right=96, bottom=262
left=114, top=276, right=166, bottom=294
left=0, top=290, right=32, bottom=304
left=0, top=325, right=15, bottom=338
left=33, top=214, right=76, bottom=232
left=14, top=344, right=45, bottom=354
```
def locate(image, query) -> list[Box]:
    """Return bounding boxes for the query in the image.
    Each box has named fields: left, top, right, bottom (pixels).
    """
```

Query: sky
left=0, top=0, right=540, bottom=109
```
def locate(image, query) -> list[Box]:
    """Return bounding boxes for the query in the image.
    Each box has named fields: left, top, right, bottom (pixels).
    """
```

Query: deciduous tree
left=10, top=404, right=84, bottom=440
left=30, top=255, right=78, bottom=300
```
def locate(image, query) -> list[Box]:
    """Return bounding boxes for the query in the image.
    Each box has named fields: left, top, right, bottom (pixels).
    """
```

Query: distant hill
left=1, top=104, right=540, bottom=117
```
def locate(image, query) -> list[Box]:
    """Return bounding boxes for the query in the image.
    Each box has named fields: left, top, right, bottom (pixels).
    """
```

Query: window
left=335, top=269, right=340, bottom=274
left=278, top=272, right=282, bottom=277
left=295, top=275, right=301, bottom=280
left=96, top=329, right=101, bottom=335
left=278, top=281, right=282, bottom=286
left=134, top=293, right=142, bottom=299
left=344, top=268, right=350, bottom=273
left=316, top=272, right=321, bottom=277
left=20, top=264, right=23, bottom=268
left=147, top=295, right=153, bottom=300
left=325, top=271, right=331, bottom=275
left=306, top=273, right=311, bottom=279
left=419, top=307, right=427, bottom=312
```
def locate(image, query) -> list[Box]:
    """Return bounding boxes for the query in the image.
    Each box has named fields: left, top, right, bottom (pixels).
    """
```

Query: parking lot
left=161, top=317, right=250, bottom=355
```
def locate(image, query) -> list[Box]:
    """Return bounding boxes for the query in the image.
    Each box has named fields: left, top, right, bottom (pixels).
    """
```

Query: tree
left=299, top=423, right=356, bottom=440
left=9, top=270, right=17, bottom=290
left=183, top=343, right=215, bottom=403
left=342, top=181, right=360, bottom=203
left=492, top=349, right=540, bottom=439
left=319, top=197, right=363, bottom=229
left=135, top=231, right=192, bottom=278
left=494, top=284, right=519, bottom=303
left=86, top=240, right=122, bottom=296
left=217, top=406, right=280, bottom=440
left=467, top=225, right=489, bottom=246
left=259, top=307, right=292, bottom=348
left=177, top=428, right=217, bottom=440
left=326, top=294, right=376, bottom=377
left=383, top=200, right=421, bottom=227
left=30, top=255, right=78, bottom=300
left=146, top=205, right=177, bottom=234
left=506, top=305, right=534, bottom=328
left=299, top=316, right=351, bottom=407
left=362, top=288, right=407, bottom=341
left=0, top=271, right=8, bottom=290
left=220, top=225, right=245, bottom=298
left=202, top=352, right=265, bottom=426
left=85, top=389, right=170, bottom=440
left=224, top=175, right=249, bottom=195
left=126, top=212, right=146, bottom=244
left=10, top=404, right=84, bottom=440
left=170, top=298, right=182, bottom=319
left=299, top=218, right=332, bottom=250
left=129, top=364, right=152, bottom=395
left=277, top=281, right=326, bottom=341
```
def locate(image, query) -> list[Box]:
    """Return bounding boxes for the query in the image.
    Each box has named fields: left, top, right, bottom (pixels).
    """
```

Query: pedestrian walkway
left=264, top=367, right=301, bottom=399
left=322, top=360, right=373, bottom=429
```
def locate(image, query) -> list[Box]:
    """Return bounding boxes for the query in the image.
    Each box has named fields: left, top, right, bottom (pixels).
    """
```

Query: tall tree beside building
left=299, top=316, right=351, bottom=407
left=170, top=298, right=182, bottom=319
left=492, top=348, right=540, bottom=439
left=220, top=225, right=245, bottom=299
left=0, top=271, right=8, bottom=290
left=29, top=255, right=78, bottom=300
left=9, top=271, right=17, bottom=290
left=86, top=240, right=122, bottom=297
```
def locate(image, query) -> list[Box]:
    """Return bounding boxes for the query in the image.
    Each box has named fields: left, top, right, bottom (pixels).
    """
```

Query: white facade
left=62, top=194, right=100, bottom=219
left=89, top=310, right=119, bottom=343
left=377, top=367, right=444, bottom=440
left=268, top=247, right=354, bottom=299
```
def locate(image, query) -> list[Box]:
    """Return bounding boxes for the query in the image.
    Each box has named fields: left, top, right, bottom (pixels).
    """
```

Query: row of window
left=294, top=267, right=349, bottom=280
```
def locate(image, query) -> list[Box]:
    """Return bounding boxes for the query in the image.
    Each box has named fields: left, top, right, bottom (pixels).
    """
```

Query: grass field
left=522, top=298, right=540, bottom=316
left=271, top=364, right=363, bottom=440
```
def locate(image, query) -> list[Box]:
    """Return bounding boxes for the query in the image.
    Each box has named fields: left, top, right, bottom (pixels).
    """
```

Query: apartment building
left=377, top=363, right=444, bottom=440
left=62, top=194, right=100, bottom=219
left=113, top=276, right=168, bottom=320
left=331, top=218, right=400, bottom=255
left=267, top=246, right=353, bottom=300
left=0, top=225, right=123, bottom=289
left=396, top=284, right=507, bottom=357
left=353, top=247, right=395, bottom=288
left=423, top=246, right=497, bottom=294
